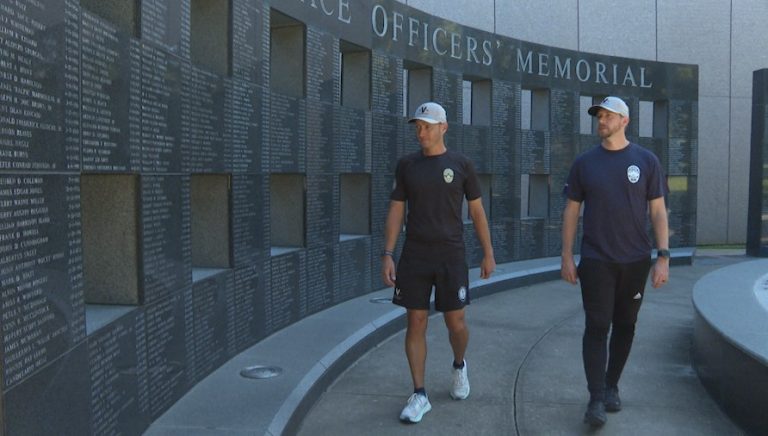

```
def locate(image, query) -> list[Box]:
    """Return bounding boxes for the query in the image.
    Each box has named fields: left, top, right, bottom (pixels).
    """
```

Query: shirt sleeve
left=463, top=158, right=482, bottom=201
left=563, top=159, right=584, bottom=202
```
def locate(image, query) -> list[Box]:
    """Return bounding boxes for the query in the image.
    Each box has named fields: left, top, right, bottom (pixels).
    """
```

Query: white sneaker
left=450, top=360, right=470, bottom=400
left=399, top=393, right=432, bottom=423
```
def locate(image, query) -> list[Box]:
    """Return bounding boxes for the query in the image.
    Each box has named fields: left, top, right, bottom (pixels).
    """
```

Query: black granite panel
left=668, top=100, right=697, bottom=140
left=141, top=175, right=190, bottom=303
left=305, top=246, right=334, bottom=313
left=267, top=252, right=305, bottom=334
left=228, top=262, right=267, bottom=354
left=638, top=137, right=667, bottom=175
left=371, top=52, right=402, bottom=115
left=306, top=174, right=336, bottom=247
left=144, top=291, right=189, bottom=418
left=748, top=71, right=768, bottom=256
left=0, top=0, right=75, bottom=171
left=1, top=175, right=83, bottom=390
left=667, top=138, right=697, bottom=176
left=306, top=27, right=338, bottom=103
left=231, top=174, right=266, bottom=267
left=140, top=42, right=182, bottom=173
left=336, top=238, right=371, bottom=303
left=80, top=10, right=141, bottom=172
left=88, top=310, right=147, bottom=435
left=335, top=106, right=370, bottom=172
left=180, top=63, right=225, bottom=172
left=490, top=219, right=515, bottom=262
left=226, top=79, right=264, bottom=174
left=433, top=69, right=461, bottom=124
left=140, top=0, right=183, bottom=54
left=667, top=176, right=697, bottom=248
left=462, top=125, right=492, bottom=174
left=519, top=219, right=545, bottom=260
left=521, top=130, right=550, bottom=174
left=550, top=133, right=578, bottom=203
left=189, top=271, right=233, bottom=384
left=306, top=100, right=335, bottom=174
left=268, top=93, right=306, bottom=173
left=550, top=89, right=576, bottom=135
left=5, top=342, right=91, bottom=435
left=231, top=0, right=265, bottom=85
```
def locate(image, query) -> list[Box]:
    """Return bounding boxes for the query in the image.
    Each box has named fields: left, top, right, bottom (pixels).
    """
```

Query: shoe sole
left=604, top=403, right=621, bottom=412
left=584, top=414, right=606, bottom=427
left=400, top=403, right=432, bottom=423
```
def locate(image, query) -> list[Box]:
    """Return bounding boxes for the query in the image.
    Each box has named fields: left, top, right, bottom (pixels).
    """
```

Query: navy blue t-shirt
left=564, top=143, right=667, bottom=263
left=391, top=150, right=481, bottom=248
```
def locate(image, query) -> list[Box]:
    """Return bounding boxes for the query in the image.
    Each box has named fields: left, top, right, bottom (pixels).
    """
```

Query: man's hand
left=381, top=255, right=396, bottom=287
left=561, top=256, right=578, bottom=285
left=480, top=255, right=496, bottom=279
left=651, top=258, right=669, bottom=288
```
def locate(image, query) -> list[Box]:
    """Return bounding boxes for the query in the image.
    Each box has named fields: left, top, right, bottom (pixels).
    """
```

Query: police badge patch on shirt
left=627, top=165, right=640, bottom=183
left=443, top=168, right=454, bottom=183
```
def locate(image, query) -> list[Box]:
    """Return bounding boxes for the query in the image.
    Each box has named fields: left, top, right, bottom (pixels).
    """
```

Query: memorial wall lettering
left=189, top=272, right=231, bottom=384
left=335, top=106, right=368, bottom=172
left=226, top=81, right=262, bottom=174
left=140, top=43, right=181, bottom=173
left=267, top=253, right=302, bottom=333
left=231, top=175, right=265, bottom=267
left=305, top=247, right=333, bottom=313
left=181, top=65, right=224, bottom=172
left=80, top=11, right=138, bottom=171
left=0, top=0, right=67, bottom=171
left=268, top=93, right=305, bottom=172
left=1, top=175, right=74, bottom=388
left=306, top=100, right=334, bottom=174
left=306, top=174, right=334, bottom=247
left=145, top=292, right=187, bottom=416
left=141, top=0, right=183, bottom=55
left=89, top=315, right=144, bottom=435
left=229, top=265, right=266, bottom=353
left=141, top=175, right=189, bottom=303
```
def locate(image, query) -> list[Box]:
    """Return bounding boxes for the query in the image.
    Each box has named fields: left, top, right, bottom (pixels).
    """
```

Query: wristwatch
left=657, top=249, right=671, bottom=259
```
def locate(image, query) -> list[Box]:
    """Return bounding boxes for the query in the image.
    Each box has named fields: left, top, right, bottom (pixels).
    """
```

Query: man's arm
left=561, top=199, right=581, bottom=284
left=381, top=200, right=405, bottom=287
left=467, top=198, right=495, bottom=279
left=649, top=196, right=669, bottom=288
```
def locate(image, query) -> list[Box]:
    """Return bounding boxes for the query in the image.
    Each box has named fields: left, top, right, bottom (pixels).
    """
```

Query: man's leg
left=405, top=309, right=429, bottom=390
left=443, top=308, right=468, bottom=364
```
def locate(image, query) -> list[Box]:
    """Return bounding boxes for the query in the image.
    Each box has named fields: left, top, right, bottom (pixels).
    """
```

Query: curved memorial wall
left=0, top=0, right=697, bottom=434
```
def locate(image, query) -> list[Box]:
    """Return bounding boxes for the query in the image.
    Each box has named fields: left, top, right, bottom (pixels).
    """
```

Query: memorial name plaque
left=268, top=93, right=306, bottom=173
left=1, top=175, right=77, bottom=389
left=140, top=43, right=181, bottom=173
left=181, top=65, right=225, bottom=172
left=189, top=271, right=232, bottom=384
left=306, top=100, right=334, bottom=174
left=145, top=292, right=188, bottom=417
left=305, top=246, right=333, bottom=314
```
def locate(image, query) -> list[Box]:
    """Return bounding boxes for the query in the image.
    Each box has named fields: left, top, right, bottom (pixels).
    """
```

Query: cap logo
left=627, top=165, right=640, bottom=183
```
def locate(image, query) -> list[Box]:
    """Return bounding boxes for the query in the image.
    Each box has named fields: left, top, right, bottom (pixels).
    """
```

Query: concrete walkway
left=297, top=251, right=749, bottom=435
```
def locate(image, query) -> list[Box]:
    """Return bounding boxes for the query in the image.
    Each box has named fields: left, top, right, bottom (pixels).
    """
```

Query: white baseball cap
left=409, top=102, right=447, bottom=124
left=588, top=96, right=629, bottom=117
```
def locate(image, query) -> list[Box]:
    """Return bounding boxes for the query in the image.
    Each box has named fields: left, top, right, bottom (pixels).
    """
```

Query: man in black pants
left=561, top=96, right=670, bottom=427
left=381, top=101, right=495, bottom=423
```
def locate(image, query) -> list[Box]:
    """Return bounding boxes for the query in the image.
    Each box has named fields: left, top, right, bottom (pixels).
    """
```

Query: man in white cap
left=381, top=101, right=496, bottom=423
left=561, top=96, right=670, bottom=427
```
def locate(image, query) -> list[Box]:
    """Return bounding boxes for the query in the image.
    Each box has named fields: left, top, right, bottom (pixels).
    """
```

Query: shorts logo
left=457, top=286, right=467, bottom=302
left=443, top=168, right=454, bottom=183
left=627, top=165, right=640, bottom=183
left=394, top=287, right=402, bottom=300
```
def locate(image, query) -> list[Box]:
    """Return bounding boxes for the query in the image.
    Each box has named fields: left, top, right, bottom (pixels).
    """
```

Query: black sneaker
left=584, top=399, right=607, bottom=427
left=605, top=386, right=621, bottom=412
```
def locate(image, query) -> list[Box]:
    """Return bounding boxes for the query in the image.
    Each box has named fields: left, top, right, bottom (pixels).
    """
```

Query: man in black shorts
left=381, top=101, right=495, bottom=423
left=561, top=96, right=670, bottom=427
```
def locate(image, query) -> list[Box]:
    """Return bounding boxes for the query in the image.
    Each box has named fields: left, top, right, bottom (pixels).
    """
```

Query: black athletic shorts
left=391, top=240, right=469, bottom=312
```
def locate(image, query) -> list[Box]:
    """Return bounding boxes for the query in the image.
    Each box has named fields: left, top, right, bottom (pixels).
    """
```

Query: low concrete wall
left=692, top=259, right=768, bottom=435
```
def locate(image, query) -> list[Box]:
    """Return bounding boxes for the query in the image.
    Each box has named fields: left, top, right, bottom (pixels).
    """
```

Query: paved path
left=298, top=253, right=748, bottom=435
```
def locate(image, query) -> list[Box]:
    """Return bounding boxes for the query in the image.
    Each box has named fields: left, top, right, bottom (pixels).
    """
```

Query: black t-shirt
left=391, top=150, right=481, bottom=247
left=564, top=143, right=667, bottom=263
